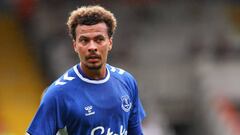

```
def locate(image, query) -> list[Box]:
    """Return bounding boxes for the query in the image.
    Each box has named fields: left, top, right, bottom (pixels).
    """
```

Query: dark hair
left=67, top=5, right=117, bottom=40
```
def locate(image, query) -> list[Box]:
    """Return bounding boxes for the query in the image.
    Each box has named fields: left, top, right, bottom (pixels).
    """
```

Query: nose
left=88, top=41, right=97, bottom=52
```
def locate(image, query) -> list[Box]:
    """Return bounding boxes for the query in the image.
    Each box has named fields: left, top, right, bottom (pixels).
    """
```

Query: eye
left=95, top=36, right=105, bottom=43
left=79, top=37, right=89, bottom=45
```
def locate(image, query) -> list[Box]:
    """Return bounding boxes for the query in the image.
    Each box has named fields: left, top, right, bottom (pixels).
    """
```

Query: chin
left=86, top=63, right=102, bottom=70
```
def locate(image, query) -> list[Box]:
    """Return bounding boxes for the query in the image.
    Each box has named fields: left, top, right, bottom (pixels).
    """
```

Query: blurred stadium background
left=1, top=0, right=240, bottom=135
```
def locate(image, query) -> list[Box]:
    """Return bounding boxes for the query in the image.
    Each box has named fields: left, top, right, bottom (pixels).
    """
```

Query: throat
left=88, top=71, right=105, bottom=80
left=80, top=63, right=107, bottom=80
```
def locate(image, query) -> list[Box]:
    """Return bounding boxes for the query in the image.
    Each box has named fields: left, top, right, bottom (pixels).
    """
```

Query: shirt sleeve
left=128, top=79, right=146, bottom=135
left=27, top=88, right=65, bottom=135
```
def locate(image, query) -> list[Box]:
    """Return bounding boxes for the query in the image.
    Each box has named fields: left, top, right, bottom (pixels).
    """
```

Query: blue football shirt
left=27, top=64, right=146, bottom=135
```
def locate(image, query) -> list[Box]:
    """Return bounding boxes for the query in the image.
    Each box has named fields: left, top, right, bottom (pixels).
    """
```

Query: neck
left=80, top=63, right=107, bottom=80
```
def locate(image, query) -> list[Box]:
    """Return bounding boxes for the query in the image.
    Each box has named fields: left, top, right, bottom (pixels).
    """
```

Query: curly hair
left=67, top=5, right=117, bottom=40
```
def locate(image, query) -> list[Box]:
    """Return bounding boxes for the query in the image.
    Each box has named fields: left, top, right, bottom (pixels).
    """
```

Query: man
left=27, top=5, right=146, bottom=135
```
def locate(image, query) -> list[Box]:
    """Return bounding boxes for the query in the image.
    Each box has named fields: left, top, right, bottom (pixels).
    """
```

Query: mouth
left=86, top=55, right=101, bottom=63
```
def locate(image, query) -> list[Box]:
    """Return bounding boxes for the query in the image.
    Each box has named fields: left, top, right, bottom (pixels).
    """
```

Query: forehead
left=75, top=23, right=108, bottom=37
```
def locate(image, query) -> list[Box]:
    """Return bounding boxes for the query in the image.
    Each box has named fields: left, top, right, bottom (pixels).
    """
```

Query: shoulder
left=53, top=66, right=77, bottom=87
left=107, top=64, right=137, bottom=88
left=42, top=66, right=77, bottom=101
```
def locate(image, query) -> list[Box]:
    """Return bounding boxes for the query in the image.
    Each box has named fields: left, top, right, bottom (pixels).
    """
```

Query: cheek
left=100, top=46, right=108, bottom=53
left=74, top=46, right=84, bottom=57
left=101, top=48, right=110, bottom=59
left=74, top=45, right=79, bottom=53
left=75, top=46, right=83, bottom=53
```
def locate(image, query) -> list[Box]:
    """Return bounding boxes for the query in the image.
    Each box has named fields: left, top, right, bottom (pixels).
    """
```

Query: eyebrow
left=94, top=35, right=105, bottom=39
left=79, top=36, right=89, bottom=39
left=79, top=34, right=106, bottom=39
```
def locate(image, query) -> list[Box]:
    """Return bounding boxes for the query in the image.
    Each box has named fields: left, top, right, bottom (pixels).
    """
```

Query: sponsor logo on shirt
left=85, top=105, right=95, bottom=116
left=121, top=95, right=132, bottom=112
left=91, top=125, right=127, bottom=135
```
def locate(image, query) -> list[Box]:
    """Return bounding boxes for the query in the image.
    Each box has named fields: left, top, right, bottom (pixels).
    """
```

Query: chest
left=65, top=82, right=133, bottom=127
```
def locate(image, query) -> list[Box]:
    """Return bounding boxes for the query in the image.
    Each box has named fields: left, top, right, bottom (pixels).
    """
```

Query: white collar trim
left=73, top=65, right=110, bottom=84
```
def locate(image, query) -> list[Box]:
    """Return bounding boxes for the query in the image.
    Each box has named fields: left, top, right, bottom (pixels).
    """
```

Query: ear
left=108, top=38, right=113, bottom=51
left=73, top=40, right=78, bottom=53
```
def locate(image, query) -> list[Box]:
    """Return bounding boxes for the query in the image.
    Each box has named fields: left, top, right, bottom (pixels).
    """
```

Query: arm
left=128, top=98, right=146, bottom=135
left=128, top=80, right=146, bottom=135
left=26, top=88, right=65, bottom=135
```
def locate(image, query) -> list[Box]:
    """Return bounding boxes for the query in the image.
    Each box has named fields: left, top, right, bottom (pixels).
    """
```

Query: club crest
left=121, top=95, right=132, bottom=112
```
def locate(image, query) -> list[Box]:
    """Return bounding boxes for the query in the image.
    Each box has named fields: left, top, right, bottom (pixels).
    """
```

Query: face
left=73, top=23, right=112, bottom=70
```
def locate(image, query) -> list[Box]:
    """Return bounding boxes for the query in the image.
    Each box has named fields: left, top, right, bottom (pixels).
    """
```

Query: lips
left=86, top=55, right=101, bottom=62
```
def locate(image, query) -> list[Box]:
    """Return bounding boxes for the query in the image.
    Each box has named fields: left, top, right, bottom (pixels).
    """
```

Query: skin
left=73, top=23, right=113, bottom=80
